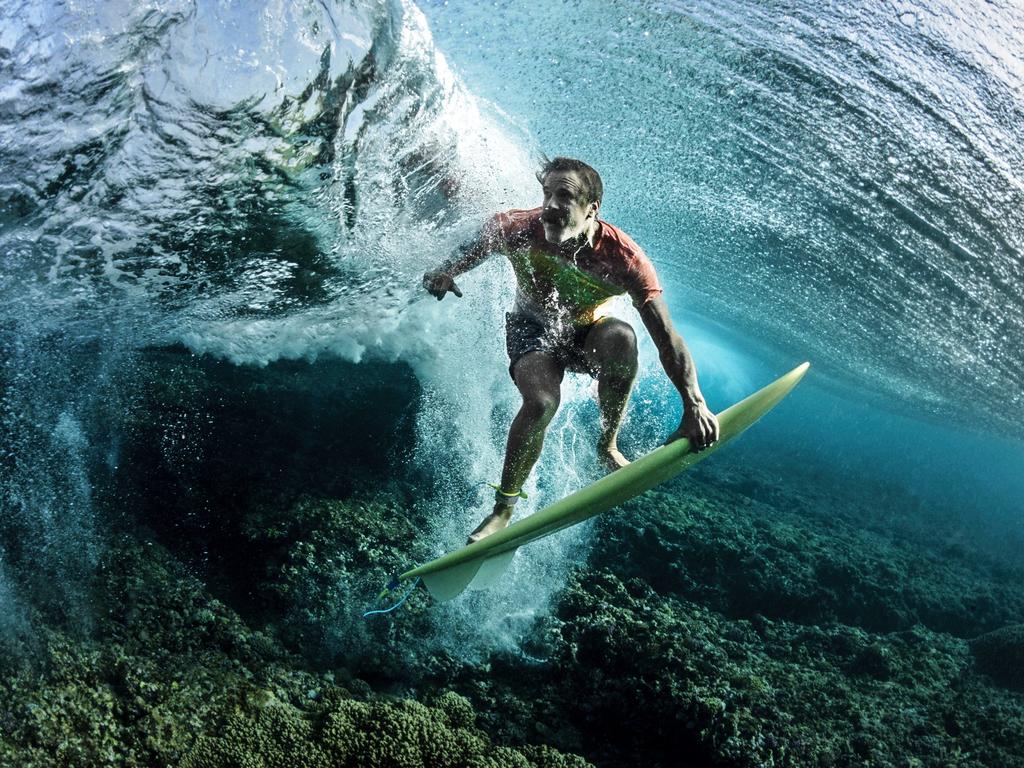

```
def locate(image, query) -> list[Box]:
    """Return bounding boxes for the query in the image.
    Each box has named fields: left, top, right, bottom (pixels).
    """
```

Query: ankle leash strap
left=487, top=482, right=528, bottom=507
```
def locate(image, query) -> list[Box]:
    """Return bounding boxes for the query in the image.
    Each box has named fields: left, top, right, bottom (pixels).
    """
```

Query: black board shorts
left=505, top=311, right=600, bottom=382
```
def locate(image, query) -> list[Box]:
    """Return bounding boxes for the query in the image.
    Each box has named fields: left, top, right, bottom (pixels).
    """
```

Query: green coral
left=321, top=699, right=488, bottom=767
left=971, top=624, right=1024, bottom=690
left=460, top=567, right=1024, bottom=768
left=0, top=537, right=590, bottom=768
left=432, top=690, right=478, bottom=729
left=181, top=692, right=589, bottom=768
left=594, top=478, right=1024, bottom=637
left=180, top=696, right=329, bottom=768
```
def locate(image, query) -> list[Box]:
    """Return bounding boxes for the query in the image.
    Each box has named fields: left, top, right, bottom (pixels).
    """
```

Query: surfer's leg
left=583, top=318, right=638, bottom=471
left=468, top=351, right=563, bottom=544
left=504, top=350, right=563, bottom=489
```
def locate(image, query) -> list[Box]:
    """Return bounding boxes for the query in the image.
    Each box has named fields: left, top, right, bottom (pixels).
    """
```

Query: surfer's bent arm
left=639, top=296, right=705, bottom=407
left=639, top=296, right=720, bottom=448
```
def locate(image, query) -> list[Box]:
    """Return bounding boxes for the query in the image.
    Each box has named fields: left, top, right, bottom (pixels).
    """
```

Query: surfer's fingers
left=696, top=412, right=718, bottom=447
left=450, top=280, right=463, bottom=298
left=695, top=421, right=715, bottom=450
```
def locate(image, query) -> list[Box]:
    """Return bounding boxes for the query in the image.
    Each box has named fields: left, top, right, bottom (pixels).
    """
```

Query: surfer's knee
left=521, top=389, right=560, bottom=425
left=589, top=319, right=638, bottom=377
left=511, top=352, right=562, bottom=424
left=513, top=351, right=562, bottom=383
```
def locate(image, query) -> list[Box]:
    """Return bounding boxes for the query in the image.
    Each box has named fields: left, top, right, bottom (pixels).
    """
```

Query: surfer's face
left=540, top=170, right=598, bottom=244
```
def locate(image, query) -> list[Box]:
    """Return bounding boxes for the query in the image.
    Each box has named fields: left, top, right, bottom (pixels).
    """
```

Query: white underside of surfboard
left=419, top=557, right=484, bottom=601
left=419, top=549, right=518, bottom=600
left=466, top=549, right=517, bottom=591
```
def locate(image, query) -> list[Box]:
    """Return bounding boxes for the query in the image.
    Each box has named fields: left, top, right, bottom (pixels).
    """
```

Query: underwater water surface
left=1, top=0, right=1023, bottom=765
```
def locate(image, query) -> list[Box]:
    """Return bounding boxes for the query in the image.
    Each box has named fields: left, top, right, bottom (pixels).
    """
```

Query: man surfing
left=423, top=157, right=719, bottom=544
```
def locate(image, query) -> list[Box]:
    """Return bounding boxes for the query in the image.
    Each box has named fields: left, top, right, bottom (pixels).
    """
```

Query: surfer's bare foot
left=467, top=505, right=513, bottom=545
left=598, top=443, right=630, bottom=473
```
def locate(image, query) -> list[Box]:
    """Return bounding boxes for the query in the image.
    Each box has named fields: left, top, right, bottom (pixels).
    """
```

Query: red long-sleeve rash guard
left=481, top=207, right=664, bottom=327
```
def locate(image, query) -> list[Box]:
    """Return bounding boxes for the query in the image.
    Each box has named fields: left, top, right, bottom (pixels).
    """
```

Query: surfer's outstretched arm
left=639, top=296, right=720, bottom=450
left=422, top=232, right=495, bottom=300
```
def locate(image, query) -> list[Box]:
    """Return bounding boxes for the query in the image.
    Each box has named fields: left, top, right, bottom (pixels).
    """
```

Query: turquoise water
left=419, top=0, right=1024, bottom=523
left=0, top=1, right=1022, bottom=764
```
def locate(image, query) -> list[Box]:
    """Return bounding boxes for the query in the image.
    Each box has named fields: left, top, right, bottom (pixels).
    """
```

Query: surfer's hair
left=536, top=156, right=603, bottom=206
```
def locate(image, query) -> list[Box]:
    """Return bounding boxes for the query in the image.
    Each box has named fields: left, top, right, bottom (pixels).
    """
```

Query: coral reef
left=0, top=539, right=589, bottom=768
left=540, top=570, right=1024, bottom=767
left=594, top=475, right=1024, bottom=637
left=3, top=355, right=1023, bottom=767
left=970, top=623, right=1024, bottom=691
left=412, top=563, right=1024, bottom=767
left=238, top=486, right=437, bottom=664
left=402, top=476, right=1024, bottom=767
left=181, top=693, right=592, bottom=768
left=1, top=485, right=1021, bottom=768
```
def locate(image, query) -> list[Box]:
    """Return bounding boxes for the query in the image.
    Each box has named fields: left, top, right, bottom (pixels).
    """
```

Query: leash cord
left=362, top=577, right=421, bottom=618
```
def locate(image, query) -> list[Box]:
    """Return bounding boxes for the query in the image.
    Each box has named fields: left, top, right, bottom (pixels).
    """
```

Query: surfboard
left=401, top=361, right=810, bottom=601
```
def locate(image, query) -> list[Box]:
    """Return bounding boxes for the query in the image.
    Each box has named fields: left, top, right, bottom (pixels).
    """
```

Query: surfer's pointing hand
left=423, top=270, right=463, bottom=300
